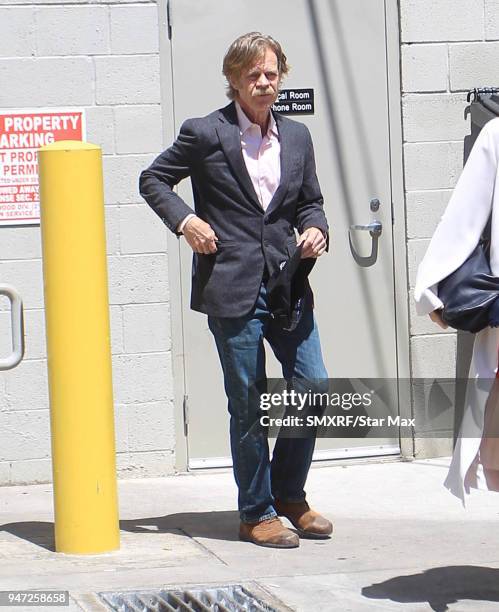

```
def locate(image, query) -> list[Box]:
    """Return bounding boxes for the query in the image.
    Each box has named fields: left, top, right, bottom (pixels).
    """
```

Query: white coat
left=414, top=117, right=499, bottom=503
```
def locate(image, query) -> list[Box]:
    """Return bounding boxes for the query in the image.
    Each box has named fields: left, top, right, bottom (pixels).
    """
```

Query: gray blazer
left=139, top=101, right=328, bottom=317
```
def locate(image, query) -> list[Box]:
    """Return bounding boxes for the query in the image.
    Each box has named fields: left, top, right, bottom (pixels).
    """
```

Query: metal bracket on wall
left=0, top=284, right=24, bottom=370
left=467, top=87, right=499, bottom=103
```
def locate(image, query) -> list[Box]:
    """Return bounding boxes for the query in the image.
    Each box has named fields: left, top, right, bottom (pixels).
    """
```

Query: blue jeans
left=208, top=281, right=328, bottom=523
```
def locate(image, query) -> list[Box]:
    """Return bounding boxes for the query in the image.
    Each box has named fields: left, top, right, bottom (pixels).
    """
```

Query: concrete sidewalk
left=1, top=457, right=499, bottom=611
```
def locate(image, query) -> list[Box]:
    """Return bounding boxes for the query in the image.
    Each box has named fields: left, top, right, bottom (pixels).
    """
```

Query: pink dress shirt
left=178, top=102, right=281, bottom=232
left=235, top=101, right=281, bottom=210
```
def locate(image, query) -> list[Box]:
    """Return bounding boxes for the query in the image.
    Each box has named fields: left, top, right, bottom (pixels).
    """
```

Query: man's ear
left=229, top=76, right=240, bottom=95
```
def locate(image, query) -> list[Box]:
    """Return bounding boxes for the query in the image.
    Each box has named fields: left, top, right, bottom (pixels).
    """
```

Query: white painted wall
left=0, top=0, right=176, bottom=484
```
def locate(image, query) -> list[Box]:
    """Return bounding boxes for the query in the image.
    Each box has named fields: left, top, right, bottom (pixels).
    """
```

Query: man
left=139, top=32, right=332, bottom=548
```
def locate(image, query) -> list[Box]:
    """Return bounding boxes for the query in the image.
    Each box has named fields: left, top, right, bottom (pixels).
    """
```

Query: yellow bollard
left=38, top=141, right=120, bottom=554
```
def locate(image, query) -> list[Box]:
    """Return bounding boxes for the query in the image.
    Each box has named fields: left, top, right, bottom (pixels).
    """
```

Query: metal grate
left=99, top=585, right=278, bottom=612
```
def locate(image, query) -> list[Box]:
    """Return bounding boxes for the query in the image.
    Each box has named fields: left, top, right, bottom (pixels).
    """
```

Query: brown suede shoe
left=239, top=516, right=299, bottom=548
left=274, top=499, right=333, bottom=539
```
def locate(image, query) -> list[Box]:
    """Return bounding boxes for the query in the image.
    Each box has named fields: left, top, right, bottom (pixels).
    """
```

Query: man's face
left=232, top=47, right=280, bottom=117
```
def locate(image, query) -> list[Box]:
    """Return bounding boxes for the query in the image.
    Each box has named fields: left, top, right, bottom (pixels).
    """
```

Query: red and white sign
left=0, top=109, right=86, bottom=226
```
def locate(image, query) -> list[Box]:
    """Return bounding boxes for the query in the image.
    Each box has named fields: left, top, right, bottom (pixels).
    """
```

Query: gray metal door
left=169, top=0, right=401, bottom=467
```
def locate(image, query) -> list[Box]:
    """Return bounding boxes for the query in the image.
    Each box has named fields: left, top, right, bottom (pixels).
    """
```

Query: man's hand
left=183, top=216, right=218, bottom=254
left=429, top=309, right=448, bottom=329
left=297, top=227, right=327, bottom=258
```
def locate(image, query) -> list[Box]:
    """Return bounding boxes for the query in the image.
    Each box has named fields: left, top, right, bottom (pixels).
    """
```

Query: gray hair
left=222, top=32, right=290, bottom=100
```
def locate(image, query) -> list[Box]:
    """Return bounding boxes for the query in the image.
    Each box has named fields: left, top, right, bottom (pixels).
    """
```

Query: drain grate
left=99, top=585, right=278, bottom=612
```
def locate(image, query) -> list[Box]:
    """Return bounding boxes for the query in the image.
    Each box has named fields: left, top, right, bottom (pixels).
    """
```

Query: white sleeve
left=415, top=284, right=444, bottom=316
left=414, top=119, right=499, bottom=315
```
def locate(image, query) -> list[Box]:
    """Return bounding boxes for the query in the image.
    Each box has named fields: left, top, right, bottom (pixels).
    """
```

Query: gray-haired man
left=140, top=32, right=332, bottom=548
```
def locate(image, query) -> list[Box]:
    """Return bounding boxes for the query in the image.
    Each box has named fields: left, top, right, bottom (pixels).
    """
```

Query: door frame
left=158, top=0, right=412, bottom=472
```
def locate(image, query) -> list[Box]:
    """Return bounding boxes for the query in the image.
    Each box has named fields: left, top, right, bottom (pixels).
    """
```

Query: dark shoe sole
left=294, top=527, right=333, bottom=539
left=276, top=513, right=333, bottom=539
left=239, top=534, right=299, bottom=548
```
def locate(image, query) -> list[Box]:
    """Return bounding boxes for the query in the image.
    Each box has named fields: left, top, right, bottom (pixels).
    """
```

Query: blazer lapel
left=216, top=103, right=263, bottom=212
left=265, top=113, right=292, bottom=217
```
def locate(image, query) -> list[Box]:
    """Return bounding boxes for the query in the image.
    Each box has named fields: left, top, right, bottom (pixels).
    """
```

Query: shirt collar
left=235, top=100, right=279, bottom=138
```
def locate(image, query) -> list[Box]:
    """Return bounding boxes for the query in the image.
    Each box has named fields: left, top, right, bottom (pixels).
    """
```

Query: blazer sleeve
left=294, top=126, right=329, bottom=240
left=414, top=118, right=499, bottom=315
left=139, top=119, right=199, bottom=235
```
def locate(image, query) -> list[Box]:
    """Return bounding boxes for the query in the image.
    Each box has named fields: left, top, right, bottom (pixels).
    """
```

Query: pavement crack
left=176, top=527, right=229, bottom=566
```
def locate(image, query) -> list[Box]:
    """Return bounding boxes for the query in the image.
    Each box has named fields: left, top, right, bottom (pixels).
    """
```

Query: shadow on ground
left=0, top=511, right=241, bottom=551
left=120, top=511, right=240, bottom=541
left=0, top=521, right=55, bottom=551
left=363, top=566, right=499, bottom=612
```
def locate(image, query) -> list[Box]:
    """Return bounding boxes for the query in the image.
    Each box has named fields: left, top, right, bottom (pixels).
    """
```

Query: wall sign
left=0, top=109, right=86, bottom=226
left=272, top=89, right=315, bottom=115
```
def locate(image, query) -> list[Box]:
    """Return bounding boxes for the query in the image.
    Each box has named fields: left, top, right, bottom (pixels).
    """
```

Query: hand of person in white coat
left=429, top=309, right=448, bottom=329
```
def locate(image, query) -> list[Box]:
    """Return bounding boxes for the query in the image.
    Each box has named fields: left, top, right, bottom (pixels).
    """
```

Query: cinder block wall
left=401, top=0, right=498, bottom=455
left=0, top=0, right=176, bottom=484
left=2, top=1, right=498, bottom=482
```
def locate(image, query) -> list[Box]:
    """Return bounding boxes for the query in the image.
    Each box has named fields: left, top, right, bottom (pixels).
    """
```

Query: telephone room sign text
left=272, top=89, right=315, bottom=115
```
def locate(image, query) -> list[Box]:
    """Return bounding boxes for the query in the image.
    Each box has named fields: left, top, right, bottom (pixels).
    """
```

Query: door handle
left=0, top=284, right=25, bottom=370
left=349, top=220, right=382, bottom=237
left=348, top=220, right=382, bottom=267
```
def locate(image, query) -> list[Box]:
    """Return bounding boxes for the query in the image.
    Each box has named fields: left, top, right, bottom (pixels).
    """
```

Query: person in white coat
left=414, top=116, right=499, bottom=502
